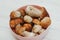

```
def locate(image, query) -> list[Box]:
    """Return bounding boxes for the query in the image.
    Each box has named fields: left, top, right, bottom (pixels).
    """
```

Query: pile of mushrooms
left=10, top=5, right=51, bottom=37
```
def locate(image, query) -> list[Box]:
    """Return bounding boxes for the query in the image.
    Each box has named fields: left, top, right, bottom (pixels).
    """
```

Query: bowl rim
left=9, top=5, right=52, bottom=38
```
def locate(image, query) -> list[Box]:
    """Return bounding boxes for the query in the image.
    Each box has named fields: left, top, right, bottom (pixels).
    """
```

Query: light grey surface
left=0, top=0, right=60, bottom=40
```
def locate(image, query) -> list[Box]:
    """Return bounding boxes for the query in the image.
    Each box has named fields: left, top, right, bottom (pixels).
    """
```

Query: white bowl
left=10, top=5, right=51, bottom=40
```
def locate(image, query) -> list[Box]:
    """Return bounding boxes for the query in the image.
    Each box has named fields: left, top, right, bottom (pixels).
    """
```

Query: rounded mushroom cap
left=15, top=24, right=21, bottom=33
left=16, top=26, right=26, bottom=35
left=33, top=19, right=40, bottom=25
left=10, top=11, right=21, bottom=18
left=40, top=17, right=51, bottom=29
left=14, top=11, right=21, bottom=17
left=24, top=15, right=32, bottom=23
left=23, top=23, right=32, bottom=32
left=32, top=25, right=42, bottom=33
left=15, top=18, right=23, bottom=24
left=10, top=20, right=15, bottom=28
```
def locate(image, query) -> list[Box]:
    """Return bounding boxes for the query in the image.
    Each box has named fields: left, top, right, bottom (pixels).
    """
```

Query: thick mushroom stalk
left=32, top=25, right=42, bottom=33
left=25, top=6, right=42, bottom=17
left=22, top=31, right=36, bottom=37
left=10, top=11, right=21, bottom=18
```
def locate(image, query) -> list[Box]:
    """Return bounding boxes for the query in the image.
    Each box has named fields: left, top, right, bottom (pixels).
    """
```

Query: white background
left=0, top=0, right=60, bottom=40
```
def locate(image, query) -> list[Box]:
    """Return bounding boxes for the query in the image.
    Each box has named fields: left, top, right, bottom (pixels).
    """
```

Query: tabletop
left=0, top=0, right=60, bottom=40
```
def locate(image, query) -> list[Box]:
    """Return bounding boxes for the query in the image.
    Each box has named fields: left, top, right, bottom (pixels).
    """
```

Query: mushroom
left=15, top=18, right=23, bottom=25
left=32, top=25, right=42, bottom=33
left=24, top=15, right=33, bottom=23
left=15, top=24, right=21, bottom=33
left=25, top=6, right=42, bottom=17
left=40, top=17, right=51, bottom=29
left=22, top=31, right=36, bottom=37
left=16, top=23, right=32, bottom=35
left=10, top=20, right=15, bottom=28
left=10, top=18, right=23, bottom=28
left=10, top=10, right=21, bottom=18
left=32, top=19, right=40, bottom=25
left=23, top=23, right=32, bottom=32
left=15, top=26, right=26, bottom=36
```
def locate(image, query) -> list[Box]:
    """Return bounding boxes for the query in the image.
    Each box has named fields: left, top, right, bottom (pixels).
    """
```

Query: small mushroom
left=10, top=18, right=23, bottom=28
left=24, top=15, right=33, bottom=23
left=32, top=25, right=42, bottom=33
left=15, top=18, right=23, bottom=25
left=10, top=11, right=21, bottom=18
left=15, top=23, right=32, bottom=35
left=25, top=6, right=42, bottom=17
left=15, top=26, right=26, bottom=35
left=15, top=24, right=21, bottom=33
left=40, top=17, right=51, bottom=29
left=23, top=23, right=32, bottom=32
left=22, top=31, right=36, bottom=37
left=33, top=19, right=40, bottom=25
left=10, top=20, right=15, bottom=28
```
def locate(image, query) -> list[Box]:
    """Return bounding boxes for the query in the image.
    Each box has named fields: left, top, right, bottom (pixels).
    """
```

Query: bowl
left=9, top=5, right=51, bottom=40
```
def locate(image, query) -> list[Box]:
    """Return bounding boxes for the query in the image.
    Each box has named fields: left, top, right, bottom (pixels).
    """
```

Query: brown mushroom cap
left=10, top=20, right=15, bottom=28
left=40, top=17, right=51, bottom=29
left=32, top=19, right=40, bottom=25
left=15, top=18, right=23, bottom=24
left=23, top=23, right=32, bottom=32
